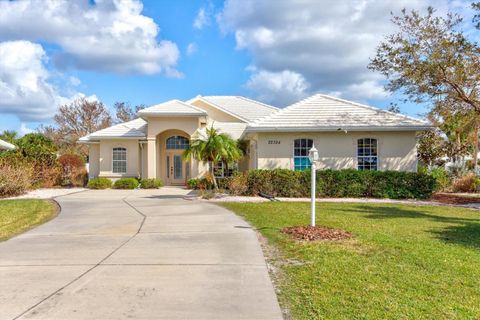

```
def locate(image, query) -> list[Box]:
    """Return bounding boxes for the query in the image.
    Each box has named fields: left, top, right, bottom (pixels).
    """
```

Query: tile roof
left=248, top=94, right=431, bottom=132
left=193, top=121, right=248, bottom=140
left=138, top=99, right=207, bottom=117
left=79, top=118, right=147, bottom=141
left=0, top=138, right=15, bottom=150
left=194, top=96, right=278, bottom=122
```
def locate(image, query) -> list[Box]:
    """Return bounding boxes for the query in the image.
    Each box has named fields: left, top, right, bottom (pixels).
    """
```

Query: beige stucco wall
left=190, top=100, right=243, bottom=123
left=255, top=131, right=418, bottom=172
left=87, top=143, right=100, bottom=178
left=96, top=139, right=140, bottom=178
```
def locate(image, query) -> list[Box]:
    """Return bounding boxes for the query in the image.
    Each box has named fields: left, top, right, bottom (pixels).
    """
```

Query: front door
left=166, top=152, right=185, bottom=185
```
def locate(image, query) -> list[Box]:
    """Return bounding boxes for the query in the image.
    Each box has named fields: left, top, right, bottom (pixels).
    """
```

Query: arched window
left=112, top=147, right=127, bottom=173
left=166, top=136, right=189, bottom=149
left=293, top=138, right=313, bottom=171
left=357, top=138, right=378, bottom=170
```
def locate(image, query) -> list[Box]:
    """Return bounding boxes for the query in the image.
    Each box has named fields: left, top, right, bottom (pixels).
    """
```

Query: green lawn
left=0, top=199, right=58, bottom=241
left=221, top=202, right=480, bottom=319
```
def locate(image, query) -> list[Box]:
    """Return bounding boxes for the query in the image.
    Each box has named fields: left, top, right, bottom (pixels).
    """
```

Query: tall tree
left=368, top=7, right=480, bottom=168
left=114, top=102, right=146, bottom=123
left=183, top=126, right=243, bottom=190
left=473, top=2, right=480, bottom=29
left=41, top=98, right=112, bottom=155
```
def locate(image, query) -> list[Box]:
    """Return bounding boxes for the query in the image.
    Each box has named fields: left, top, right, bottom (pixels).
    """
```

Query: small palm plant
left=183, top=126, right=243, bottom=190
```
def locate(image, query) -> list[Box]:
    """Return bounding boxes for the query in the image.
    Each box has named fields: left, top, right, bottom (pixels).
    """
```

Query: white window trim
left=356, top=138, right=379, bottom=171
left=112, top=147, right=127, bottom=174
left=292, top=138, right=314, bottom=171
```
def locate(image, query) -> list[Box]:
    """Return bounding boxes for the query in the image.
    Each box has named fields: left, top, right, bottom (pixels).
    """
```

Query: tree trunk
left=209, top=161, right=218, bottom=190
left=474, top=124, right=479, bottom=172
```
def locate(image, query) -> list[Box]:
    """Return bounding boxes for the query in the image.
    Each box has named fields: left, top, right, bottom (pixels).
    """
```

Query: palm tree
left=183, top=126, right=243, bottom=190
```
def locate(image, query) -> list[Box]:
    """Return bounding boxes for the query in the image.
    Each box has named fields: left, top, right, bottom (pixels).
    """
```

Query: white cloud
left=19, top=123, right=35, bottom=136
left=0, top=0, right=180, bottom=75
left=187, top=42, right=198, bottom=56
left=69, top=76, right=81, bottom=87
left=193, top=8, right=210, bottom=30
left=218, top=0, right=460, bottom=104
left=246, top=69, right=310, bottom=106
left=0, top=41, right=69, bottom=121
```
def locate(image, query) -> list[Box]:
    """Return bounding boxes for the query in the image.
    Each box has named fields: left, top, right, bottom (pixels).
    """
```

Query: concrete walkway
left=0, top=188, right=282, bottom=320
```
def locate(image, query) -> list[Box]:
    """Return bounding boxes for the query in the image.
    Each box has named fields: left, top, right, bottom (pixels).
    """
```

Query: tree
left=368, top=7, right=480, bottom=169
left=183, top=126, right=243, bottom=190
left=114, top=102, right=146, bottom=123
left=387, top=103, right=401, bottom=113
left=473, top=2, right=480, bottom=29
left=41, top=98, right=112, bottom=155
left=0, top=130, right=17, bottom=144
left=417, top=130, right=445, bottom=167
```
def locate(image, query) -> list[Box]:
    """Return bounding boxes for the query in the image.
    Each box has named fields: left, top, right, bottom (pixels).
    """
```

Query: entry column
left=146, top=138, right=156, bottom=178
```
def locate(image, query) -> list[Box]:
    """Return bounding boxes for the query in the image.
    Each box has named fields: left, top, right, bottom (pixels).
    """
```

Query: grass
left=0, top=199, right=58, bottom=241
left=221, top=202, right=480, bottom=319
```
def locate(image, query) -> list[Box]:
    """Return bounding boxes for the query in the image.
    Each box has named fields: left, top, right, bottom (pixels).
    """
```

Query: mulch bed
left=432, top=193, right=480, bottom=205
left=282, top=225, right=352, bottom=241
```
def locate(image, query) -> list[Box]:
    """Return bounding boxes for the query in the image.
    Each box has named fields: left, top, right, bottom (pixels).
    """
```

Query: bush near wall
left=222, top=169, right=436, bottom=200
left=113, top=178, right=140, bottom=189
left=139, top=178, right=163, bottom=189
left=58, top=154, right=87, bottom=187
left=87, top=177, right=112, bottom=189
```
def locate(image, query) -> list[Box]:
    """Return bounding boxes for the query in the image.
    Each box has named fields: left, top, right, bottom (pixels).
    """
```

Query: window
left=214, top=161, right=238, bottom=178
left=293, top=138, right=313, bottom=171
left=166, top=136, right=189, bottom=149
left=112, top=147, right=127, bottom=173
left=357, top=138, right=378, bottom=170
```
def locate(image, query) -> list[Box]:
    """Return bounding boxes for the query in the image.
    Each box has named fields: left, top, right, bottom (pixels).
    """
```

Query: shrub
left=113, top=177, right=140, bottom=189
left=87, top=177, right=112, bottom=189
left=223, top=173, right=248, bottom=196
left=0, top=162, right=31, bottom=197
left=187, top=177, right=212, bottom=190
left=221, top=169, right=436, bottom=200
left=140, top=178, right=163, bottom=189
left=452, top=173, right=480, bottom=193
left=58, top=154, right=86, bottom=187
left=429, top=167, right=451, bottom=192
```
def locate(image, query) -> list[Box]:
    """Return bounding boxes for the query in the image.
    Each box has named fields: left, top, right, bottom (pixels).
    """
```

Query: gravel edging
left=4, top=188, right=87, bottom=200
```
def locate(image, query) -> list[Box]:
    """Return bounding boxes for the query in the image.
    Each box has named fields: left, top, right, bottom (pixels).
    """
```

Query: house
left=79, top=94, right=431, bottom=185
left=0, top=139, right=15, bottom=151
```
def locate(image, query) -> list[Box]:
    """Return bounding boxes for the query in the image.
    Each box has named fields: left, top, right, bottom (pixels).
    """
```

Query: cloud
left=187, top=42, right=198, bottom=56
left=246, top=69, right=310, bottom=106
left=218, top=0, right=456, bottom=104
left=0, top=41, right=70, bottom=121
left=193, top=7, right=210, bottom=30
left=0, top=0, right=180, bottom=75
left=19, top=123, right=35, bottom=136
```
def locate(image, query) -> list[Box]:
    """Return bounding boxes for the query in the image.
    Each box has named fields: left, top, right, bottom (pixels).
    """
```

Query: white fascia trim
left=245, top=125, right=434, bottom=132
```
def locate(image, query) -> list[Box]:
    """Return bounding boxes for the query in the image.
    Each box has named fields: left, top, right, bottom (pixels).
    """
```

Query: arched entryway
left=156, top=129, right=190, bottom=185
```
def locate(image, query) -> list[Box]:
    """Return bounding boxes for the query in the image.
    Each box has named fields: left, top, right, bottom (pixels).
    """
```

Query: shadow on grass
left=337, top=205, right=480, bottom=249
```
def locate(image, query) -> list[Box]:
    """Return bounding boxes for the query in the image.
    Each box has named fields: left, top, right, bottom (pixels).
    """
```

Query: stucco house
left=0, top=139, right=15, bottom=151
left=79, top=94, right=431, bottom=185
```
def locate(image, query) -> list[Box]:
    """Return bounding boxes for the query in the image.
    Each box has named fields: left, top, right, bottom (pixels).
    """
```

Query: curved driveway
left=0, top=188, right=282, bottom=319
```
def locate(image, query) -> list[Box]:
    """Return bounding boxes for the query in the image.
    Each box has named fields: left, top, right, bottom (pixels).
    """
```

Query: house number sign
left=268, top=140, right=281, bottom=145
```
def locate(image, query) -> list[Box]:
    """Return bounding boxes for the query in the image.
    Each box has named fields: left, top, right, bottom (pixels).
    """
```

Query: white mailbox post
left=308, top=144, right=319, bottom=227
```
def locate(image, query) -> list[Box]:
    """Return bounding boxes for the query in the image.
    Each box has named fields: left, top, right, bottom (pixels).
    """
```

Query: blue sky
left=0, top=0, right=475, bottom=135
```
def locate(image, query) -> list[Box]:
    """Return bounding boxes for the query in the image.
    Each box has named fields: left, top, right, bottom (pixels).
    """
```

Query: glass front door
left=166, top=152, right=185, bottom=185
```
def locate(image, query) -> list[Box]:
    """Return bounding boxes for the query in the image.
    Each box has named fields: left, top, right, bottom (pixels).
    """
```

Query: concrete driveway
left=0, top=188, right=282, bottom=320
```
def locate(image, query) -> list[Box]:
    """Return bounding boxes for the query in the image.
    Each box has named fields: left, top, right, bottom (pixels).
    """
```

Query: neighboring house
left=79, top=94, right=431, bottom=185
left=0, top=139, right=16, bottom=151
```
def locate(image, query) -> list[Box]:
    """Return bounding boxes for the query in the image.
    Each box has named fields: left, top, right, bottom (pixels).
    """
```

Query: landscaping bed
left=282, top=225, right=352, bottom=241
left=432, top=192, right=480, bottom=204
left=221, top=201, right=480, bottom=319
left=0, top=199, right=58, bottom=240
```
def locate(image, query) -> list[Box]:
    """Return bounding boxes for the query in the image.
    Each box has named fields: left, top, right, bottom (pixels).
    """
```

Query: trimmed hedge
left=140, top=178, right=163, bottom=189
left=222, top=169, right=436, bottom=199
left=87, top=177, right=112, bottom=189
left=113, top=178, right=140, bottom=189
